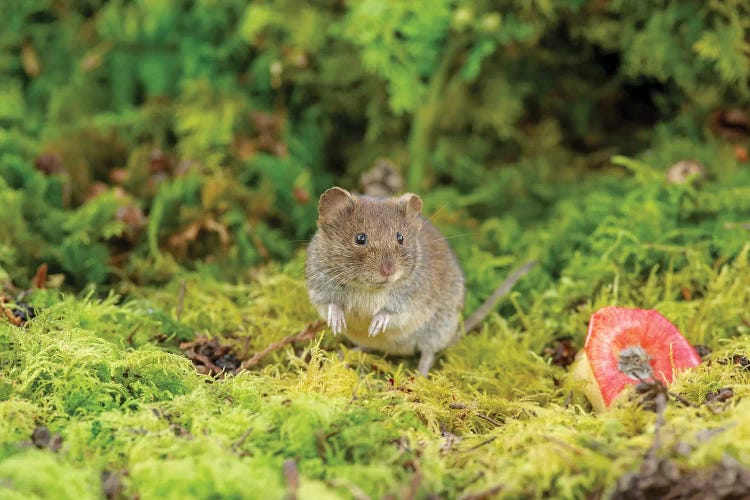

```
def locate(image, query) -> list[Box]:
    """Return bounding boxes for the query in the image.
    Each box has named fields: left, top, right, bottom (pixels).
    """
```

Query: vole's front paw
left=368, top=312, right=389, bottom=337
left=327, top=303, right=346, bottom=335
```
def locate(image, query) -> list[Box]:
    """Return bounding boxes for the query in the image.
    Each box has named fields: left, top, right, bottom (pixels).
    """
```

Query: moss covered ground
left=2, top=134, right=750, bottom=499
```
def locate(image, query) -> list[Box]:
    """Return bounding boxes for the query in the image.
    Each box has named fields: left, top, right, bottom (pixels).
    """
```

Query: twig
left=408, top=35, right=469, bottom=191
left=460, top=483, right=504, bottom=500
left=448, top=403, right=503, bottom=426
left=403, top=459, right=423, bottom=500
left=668, top=390, right=697, bottom=408
left=546, top=435, right=584, bottom=456
left=125, top=326, right=139, bottom=347
left=176, top=280, right=186, bottom=321
left=475, top=412, right=503, bottom=427
left=31, top=263, right=48, bottom=289
left=459, top=471, right=485, bottom=490
left=563, top=390, right=573, bottom=408
left=0, top=296, right=22, bottom=327
left=464, top=260, right=538, bottom=333
left=646, top=391, right=667, bottom=461
left=466, top=436, right=496, bottom=451
left=231, top=428, right=253, bottom=453
left=191, top=353, right=222, bottom=374
left=236, top=320, right=325, bottom=372
left=351, top=377, right=362, bottom=401
left=283, top=459, right=299, bottom=500
left=326, top=480, right=371, bottom=500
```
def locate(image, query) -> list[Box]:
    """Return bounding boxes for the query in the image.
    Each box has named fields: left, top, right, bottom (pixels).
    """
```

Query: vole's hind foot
left=368, top=312, right=390, bottom=337
left=327, top=303, right=346, bottom=335
left=417, top=350, right=435, bottom=376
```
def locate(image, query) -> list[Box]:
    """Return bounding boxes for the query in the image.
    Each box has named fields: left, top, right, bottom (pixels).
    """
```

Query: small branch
left=563, top=391, right=573, bottom=408
left=176, top=280, right=186, bottom=321
left=31, top=263, right=48, bottom=289
left=668, top=390, right=697, bottom=408
left=475, top=412, right=503, bottom=427
left=546, top=435, right=584, bottom=456
left=448, top=402, right=503, bottom=426
left=408, top=36, right=468, bottom=191
left=231, top=428, right=253, bottom=453
left=0, top=296, right=22, bottom=327
left=283, top=459, right=299, bottom=500
left=466, top=436, right=496, bottom=451
left=460, top=483, right=504, bottom=500
left=191, top=353, right=222, bottom=374
left=464, top=260, right=538, bottom=333
left=236, top=320, right=325, bottom=372
left=646, top=391, right=667, bottom=461
left=403, top=459, right=423, bottom=500
left=326, top=480, right=371, bottom=500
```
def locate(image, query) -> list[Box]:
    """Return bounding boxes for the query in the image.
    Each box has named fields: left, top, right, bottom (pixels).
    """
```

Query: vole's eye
left=355, top=233, right=367, bottom=245
left=396, top=232, right=404, bottom=244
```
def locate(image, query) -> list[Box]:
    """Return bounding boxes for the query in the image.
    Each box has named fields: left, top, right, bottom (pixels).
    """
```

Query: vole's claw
left=368, top=312, right=389, bottom=337
left=328, top=303, right=346, bottom=335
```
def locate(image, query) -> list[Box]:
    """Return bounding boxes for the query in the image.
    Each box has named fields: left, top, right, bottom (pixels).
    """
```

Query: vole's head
left=315, top=187, right=423, bottom=288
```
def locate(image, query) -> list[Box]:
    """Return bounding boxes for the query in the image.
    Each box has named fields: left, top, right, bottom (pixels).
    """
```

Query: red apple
left=576, top=306, right=702, bottom=410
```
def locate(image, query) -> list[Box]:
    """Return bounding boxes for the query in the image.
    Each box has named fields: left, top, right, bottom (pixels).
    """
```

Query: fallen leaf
left=544, top=338, right=578, bottom=368
left=734, top=145, right=749, bottom=162
left=31, top=263, right=48, bottom=289
left=180, top=337, right=239, bottom=377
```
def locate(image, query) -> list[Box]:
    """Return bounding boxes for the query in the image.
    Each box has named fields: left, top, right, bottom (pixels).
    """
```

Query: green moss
left=2, top=176, right=750, bottom=495
left=128, top=455, right=286, bottom=500
left=0, top=451, right=98, bottom=499
left=0, top=272, right=748, bottom=498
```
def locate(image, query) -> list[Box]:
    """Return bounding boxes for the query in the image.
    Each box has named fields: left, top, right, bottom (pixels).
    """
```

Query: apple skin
left=573, top=307, right=702, bottom=411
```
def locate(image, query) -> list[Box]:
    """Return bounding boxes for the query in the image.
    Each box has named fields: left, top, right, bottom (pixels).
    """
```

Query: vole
left=305, top=187, right=536, bottom=375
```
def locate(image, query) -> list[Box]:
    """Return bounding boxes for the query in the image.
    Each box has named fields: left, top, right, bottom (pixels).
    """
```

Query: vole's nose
left=379, top=261, right=395, bottom=277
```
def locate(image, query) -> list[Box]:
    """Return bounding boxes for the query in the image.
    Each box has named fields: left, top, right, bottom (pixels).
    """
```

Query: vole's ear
left=398, top=193, right=422, bottom=218
left=318, top=187, right=354, bottom=224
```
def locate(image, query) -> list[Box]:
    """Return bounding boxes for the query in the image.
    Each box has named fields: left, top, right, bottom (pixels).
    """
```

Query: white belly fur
left=316, top=291, right=420, bottom=354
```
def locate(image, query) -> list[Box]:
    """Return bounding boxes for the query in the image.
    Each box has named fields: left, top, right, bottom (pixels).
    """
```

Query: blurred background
left=1, top=0, right=749, bottom=308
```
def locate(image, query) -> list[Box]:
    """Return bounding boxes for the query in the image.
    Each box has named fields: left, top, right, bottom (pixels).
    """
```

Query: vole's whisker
left=318, top=270, right=351, bottom=289
left=420, top=233, right=472, bottom=246
left=419, top=205, right=445, bottom=231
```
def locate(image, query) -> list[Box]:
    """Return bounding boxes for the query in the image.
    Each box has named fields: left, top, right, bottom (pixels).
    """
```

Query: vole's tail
left=463, top=260, right=538, bottom=333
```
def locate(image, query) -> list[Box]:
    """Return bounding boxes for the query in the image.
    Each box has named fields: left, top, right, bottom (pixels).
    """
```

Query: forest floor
left=2, top=136, right=750, bottom=499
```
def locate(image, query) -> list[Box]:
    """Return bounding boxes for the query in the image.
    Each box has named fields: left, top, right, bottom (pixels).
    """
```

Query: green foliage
left=4, top=0, right=750, bottom=286
left=343, top=0, right=453, bottom=114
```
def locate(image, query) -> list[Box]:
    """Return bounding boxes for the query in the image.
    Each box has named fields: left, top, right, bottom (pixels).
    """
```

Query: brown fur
left=305, top=187, right=465, bottom=375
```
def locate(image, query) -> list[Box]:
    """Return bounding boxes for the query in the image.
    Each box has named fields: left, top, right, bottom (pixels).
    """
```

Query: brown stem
left=236, top=320, right=325, bottom=372
left=407, top=36, right=467, bottom=191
